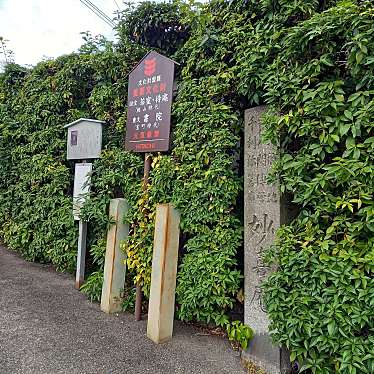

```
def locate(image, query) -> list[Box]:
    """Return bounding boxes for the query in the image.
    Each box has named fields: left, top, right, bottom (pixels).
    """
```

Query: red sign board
left=125, top=51, right=176, bottom=152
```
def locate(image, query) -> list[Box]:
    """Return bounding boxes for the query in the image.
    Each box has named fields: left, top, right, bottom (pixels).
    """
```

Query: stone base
left=241, top=356, right=267, bottom=374
left=241, top=340, right=291, bottom=374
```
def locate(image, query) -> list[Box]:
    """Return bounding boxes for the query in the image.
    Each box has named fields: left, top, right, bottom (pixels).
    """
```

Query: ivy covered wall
left=0, top=1, right=373, bottom=372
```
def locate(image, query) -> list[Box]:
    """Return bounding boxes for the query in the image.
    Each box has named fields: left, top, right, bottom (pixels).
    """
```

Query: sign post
left=73, top=162, right=92, bottom=289
left=76, top=219, right=88, bottom=289
left=125, top=51, right=177, bottom=320
left=125, top=50, right=176, bottom=152
left=135, top=152, right=152, bottom=321
left=64, top=118, right=105, bottom=289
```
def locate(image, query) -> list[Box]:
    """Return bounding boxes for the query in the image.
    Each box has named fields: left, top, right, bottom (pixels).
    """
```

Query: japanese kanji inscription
left=243, top=106, right=290, bottom=373
left=125, top=51, right=176, bottom=152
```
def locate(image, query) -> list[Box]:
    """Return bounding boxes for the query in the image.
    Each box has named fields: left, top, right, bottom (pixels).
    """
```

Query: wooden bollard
left=147, top=204, right=180, bottom=344
left=101, top=198, right=129, bottom=314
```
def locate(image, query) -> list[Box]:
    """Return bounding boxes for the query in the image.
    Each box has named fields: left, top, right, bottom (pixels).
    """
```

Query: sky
left=0, top=0, right=166, bottom=68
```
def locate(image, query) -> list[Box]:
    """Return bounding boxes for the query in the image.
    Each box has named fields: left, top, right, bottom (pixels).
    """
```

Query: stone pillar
left=101, top=198, right=129, bottom=314
left=147, top=204, right=180, bottom=344
left=242, top=107, right=290, bottom=373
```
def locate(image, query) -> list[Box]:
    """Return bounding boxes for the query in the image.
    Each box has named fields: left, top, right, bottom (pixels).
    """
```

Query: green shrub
left=262, top=2, right=374, bottom=372
left=226, top=321, right=254, bottom=350
left=80, top=271, right=104, bottom=302
left=1, top=3, right=373, bottom=371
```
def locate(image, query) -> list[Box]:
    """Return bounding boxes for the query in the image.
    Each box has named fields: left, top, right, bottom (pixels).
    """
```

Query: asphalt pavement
left=0, top=246, right=245, bottom=374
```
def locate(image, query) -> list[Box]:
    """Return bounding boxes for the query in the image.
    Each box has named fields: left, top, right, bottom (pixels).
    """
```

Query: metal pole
left=75, top=159, right=89, bottom=290
left=135, top=153, right=152, bottom=321
left=75, top=219, right=88, bottom=289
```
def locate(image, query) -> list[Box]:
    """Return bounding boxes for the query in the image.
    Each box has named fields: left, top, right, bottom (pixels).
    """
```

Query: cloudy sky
left=0, top=0, right=165, bottom=67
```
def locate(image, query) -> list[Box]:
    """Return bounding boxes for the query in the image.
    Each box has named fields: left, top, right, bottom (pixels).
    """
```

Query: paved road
left=0, top=246, right=244, bottom=374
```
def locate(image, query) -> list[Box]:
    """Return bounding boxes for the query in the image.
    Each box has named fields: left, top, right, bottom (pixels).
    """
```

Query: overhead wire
left=79, top=0, right=115, bottom=28
left=79, top=1, right=113, bottom=28
left=113, top=0, right=121, bottom=11
left=80, top=0, right=114, bottom=27
left=84, top=0, right=115, bottom=26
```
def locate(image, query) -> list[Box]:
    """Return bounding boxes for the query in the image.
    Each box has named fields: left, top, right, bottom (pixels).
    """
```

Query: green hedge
left=0, top=1, right=373, bottom=371
left=262, top=2, right=374, bottom=372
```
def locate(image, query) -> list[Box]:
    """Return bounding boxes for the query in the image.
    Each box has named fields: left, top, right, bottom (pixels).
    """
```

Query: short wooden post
left=75, top=220, right=87, bottom=289
left=101, top=198, right=130, bottom=314
left=147, top=204, right=180, bottom=344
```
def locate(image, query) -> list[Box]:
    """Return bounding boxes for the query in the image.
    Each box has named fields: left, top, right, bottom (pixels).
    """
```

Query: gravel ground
left=0, top=246, right=245, bottom=374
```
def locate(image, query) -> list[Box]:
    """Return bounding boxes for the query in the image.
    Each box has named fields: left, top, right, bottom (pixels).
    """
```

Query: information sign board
left=73, top=163, right=92, bottom=220
left=125, top=51, right=176, bottom=152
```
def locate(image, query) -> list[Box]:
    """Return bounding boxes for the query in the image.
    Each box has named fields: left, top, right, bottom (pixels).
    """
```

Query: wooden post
left=75, top=220, right=87, bottom=289
left=135, top=153, right=152, bottom=321
left=101, top=198, right=130, bottom=314
left=147, top=204, right=180, bottom=344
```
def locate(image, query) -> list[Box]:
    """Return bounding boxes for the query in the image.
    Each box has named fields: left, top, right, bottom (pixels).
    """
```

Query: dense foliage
left=0, top=2, right=244, bottom=330
left=0, top=1, right=373, bottom=372
left=262, top=3, right=374, bottom=373
left=116, top=1, right=189, bottom=54
left=0, top=37, right=145, bottom=273
left=172, top=1, right=373, bottom=371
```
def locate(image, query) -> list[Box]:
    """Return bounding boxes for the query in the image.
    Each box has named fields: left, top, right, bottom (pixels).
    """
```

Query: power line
left=80, top=0, right=113, bottom=28
left=113, top=0, right=120, bottom=11
left=80, top=0, right=115, bottom=27
left=85, top=0, right=115, bottom=26
left=79, top=0, right=115, bottom=28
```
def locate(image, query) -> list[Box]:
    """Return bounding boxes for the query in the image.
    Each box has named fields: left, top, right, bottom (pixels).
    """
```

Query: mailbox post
left=64, top=118, right=105, bottom=289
